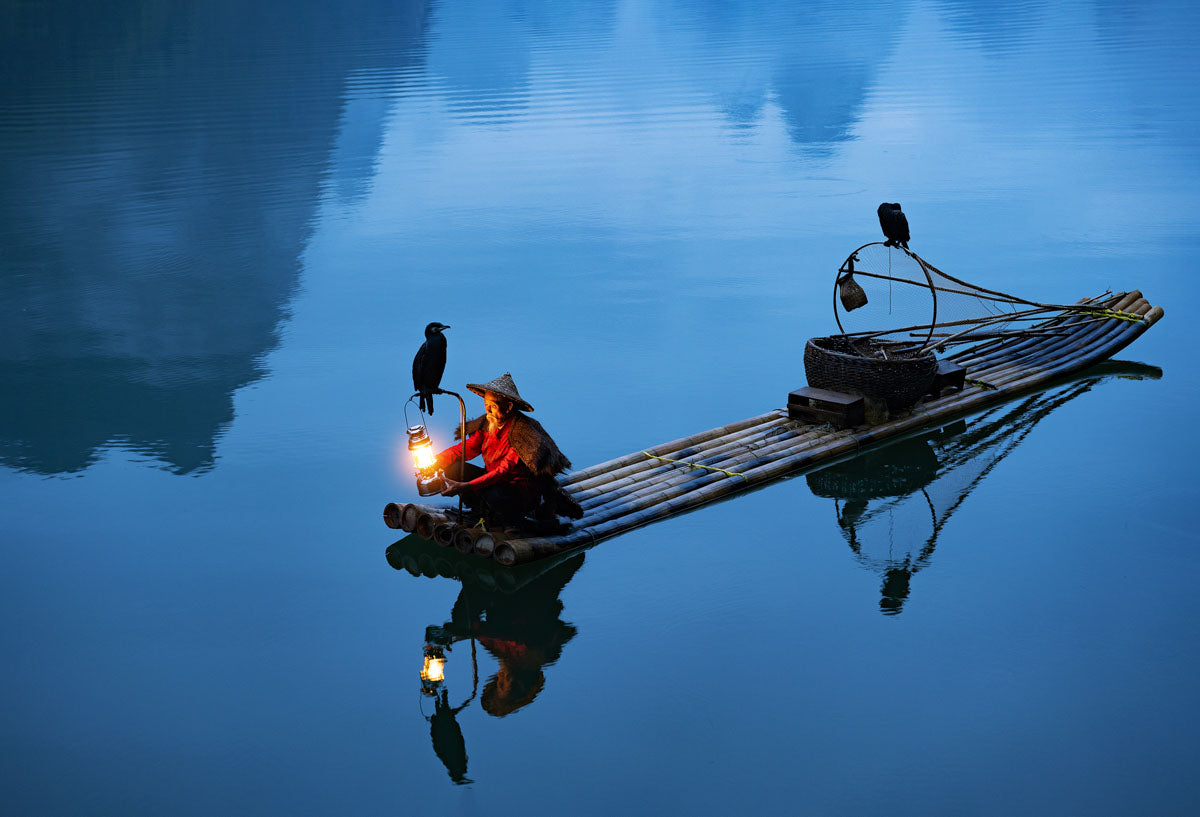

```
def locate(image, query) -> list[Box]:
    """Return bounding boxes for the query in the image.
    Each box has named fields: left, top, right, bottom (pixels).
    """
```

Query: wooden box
left=927, top=359, right=967, bottom=397
left=787, top=386, right=865, bottom=428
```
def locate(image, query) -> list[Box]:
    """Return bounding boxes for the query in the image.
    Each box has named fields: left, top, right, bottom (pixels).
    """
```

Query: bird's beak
left=441, top=324, right=451, bottom=331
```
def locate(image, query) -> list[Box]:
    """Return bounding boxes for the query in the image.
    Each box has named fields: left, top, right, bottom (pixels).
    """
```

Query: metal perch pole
left=438, top=388, right=468, bottom=520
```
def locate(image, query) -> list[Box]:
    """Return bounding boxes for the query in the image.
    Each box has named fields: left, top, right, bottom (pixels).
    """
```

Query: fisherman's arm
left=435, top=429, right=483, bottom=471
left=463, top=447, right=523, bottom=490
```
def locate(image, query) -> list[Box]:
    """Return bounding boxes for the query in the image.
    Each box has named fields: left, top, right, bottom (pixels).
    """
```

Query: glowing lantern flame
left=408, top=425, right=436, bottom=471
left=421, top=644, right=447, bottom=693
left=422, top=655, right=445, bottom=683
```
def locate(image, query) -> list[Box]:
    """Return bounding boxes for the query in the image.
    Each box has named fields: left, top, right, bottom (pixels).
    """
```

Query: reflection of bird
left=877, top=202, right=910, bottom=249
left=412, top=322, right=449, bottom=415
left=429, top=688, right=471, bottom=785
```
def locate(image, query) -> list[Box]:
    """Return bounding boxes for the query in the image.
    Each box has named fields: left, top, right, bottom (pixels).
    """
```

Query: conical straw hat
left=466, top=372, right=534, bottom=412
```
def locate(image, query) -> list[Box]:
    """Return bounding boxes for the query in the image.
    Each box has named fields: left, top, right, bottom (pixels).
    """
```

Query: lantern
left=421, top=643, right=447, bottom=695
left=407, top=424, right=444, bottom=496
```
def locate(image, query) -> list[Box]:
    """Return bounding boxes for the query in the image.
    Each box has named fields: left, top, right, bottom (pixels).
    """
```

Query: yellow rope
left=1097, top=309, right=1145, bottom=323
left=642, top=451, right=747, bottom=480
left=966, top=378, right=996, bottom=390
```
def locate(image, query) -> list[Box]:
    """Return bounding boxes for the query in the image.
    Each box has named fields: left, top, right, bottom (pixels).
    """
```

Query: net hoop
left=833, top=242, right=938, bottom=349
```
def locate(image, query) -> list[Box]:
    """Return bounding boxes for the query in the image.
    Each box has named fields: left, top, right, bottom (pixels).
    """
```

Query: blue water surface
left=2, top=1, right=1198, bottom=814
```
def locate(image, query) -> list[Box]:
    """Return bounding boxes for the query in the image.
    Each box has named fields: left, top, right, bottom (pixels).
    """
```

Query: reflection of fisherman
left=442, top=556, right=581, bottom=718
left=414, top=554, right=582, bottom=783
left=434, top=372, right=583, bottom=526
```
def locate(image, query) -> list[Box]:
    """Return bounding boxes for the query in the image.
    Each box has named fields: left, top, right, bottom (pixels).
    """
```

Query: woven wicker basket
left=804, top=336, right=937, bottom=412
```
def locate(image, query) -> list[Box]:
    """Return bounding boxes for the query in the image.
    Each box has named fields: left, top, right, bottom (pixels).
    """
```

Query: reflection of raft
left=385, top=291, right=1163, bottom=565
left=385, top=533, right=585, bottom=594
left=806, top=435, right=939, bottom=500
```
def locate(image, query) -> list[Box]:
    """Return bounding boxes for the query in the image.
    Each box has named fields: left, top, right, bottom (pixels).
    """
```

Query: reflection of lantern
left=408, top=425, right=444, bottom=496
left=421, top=644, right=447, bottom=695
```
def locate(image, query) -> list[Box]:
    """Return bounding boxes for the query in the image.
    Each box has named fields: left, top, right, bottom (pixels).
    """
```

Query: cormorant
left=877, top=202, right=910, bottom=249
left=412, top=322, right=450, bottom=415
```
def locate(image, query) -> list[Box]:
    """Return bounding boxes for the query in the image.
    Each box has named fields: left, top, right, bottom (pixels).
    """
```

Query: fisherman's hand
left=441, top=478, right=467, bottom=497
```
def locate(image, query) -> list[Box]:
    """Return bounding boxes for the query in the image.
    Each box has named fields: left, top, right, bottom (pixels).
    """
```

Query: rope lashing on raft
left=1096, top=309, right=1145, bottom=323
left=965, top=378, right=996, bottom=390
left=641, top=451, right=748, bottom=480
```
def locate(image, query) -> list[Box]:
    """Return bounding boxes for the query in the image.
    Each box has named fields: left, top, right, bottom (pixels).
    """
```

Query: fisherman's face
left=485, top=395, right=512, bottom=429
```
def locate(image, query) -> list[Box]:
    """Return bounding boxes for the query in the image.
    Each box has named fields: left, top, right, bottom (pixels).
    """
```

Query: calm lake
left=3, top=1, right=1199, bottom=814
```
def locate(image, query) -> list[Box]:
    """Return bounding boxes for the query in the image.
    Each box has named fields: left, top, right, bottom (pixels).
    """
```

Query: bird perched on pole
left=412, top=322, right=450, bottom=415
left=877, top=202, right=910, bottom=249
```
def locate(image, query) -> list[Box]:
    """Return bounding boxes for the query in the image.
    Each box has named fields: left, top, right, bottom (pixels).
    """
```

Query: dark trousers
left=444, top=461, right=537, bottom=525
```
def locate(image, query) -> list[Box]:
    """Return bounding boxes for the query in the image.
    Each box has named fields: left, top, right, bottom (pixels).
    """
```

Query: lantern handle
left=402, top=394, right=428, bottom=431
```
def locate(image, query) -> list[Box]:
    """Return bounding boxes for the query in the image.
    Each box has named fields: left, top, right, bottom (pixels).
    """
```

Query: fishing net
left=831, top=242, right=1117, bottom=354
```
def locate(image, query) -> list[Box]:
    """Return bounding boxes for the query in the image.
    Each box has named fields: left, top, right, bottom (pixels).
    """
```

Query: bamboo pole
left=957, top=300, right=1138, bottom=379
left=847, top=265, right=1124, bottom=318
left=955, top=292, right=1140, bottom=370
left=967, top=313, right=1127, bottom=382
left=576, top=420, right=820, bottom=508
left=453, top=527, right=477, bottom=554
left=981, top=300, right=1150, bottom=378
left=937, top=314, right=1136, bottom=401
left=845, top=304, right=1067, bottom=340
left=540, top=426, right=861, bottom=549
left=415, top=511, right=440, bottom=540
left=916, top=316, right=1147, bottom=420
left=383, top=502, right=408, bottom=530
left=568, top=417, right=803, bottom=503
left=561, top=411, right=782, bottom=485
left=568, top=423, right=785, bottom=501
left=951, top=301, right=1120, bottom=371
left=578, top=423, right=846, bottom=519
left=473, top=530, right=497, bottom=559
left=951, top=293, right=1130, bottom=366
left=563, top=411, right=787, bottom=491
left=580, top=424, right=838, bottom=515
left=433, top=522, right=456, bottom=548
left=941, top=319, right=1152, bottom=416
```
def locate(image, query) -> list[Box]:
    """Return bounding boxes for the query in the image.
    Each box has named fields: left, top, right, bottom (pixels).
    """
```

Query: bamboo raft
left=385, top=291, right=1163, bottom=566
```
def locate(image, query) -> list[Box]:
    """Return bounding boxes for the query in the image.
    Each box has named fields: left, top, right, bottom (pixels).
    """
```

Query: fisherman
left=431, top=372, right=583, bottom=526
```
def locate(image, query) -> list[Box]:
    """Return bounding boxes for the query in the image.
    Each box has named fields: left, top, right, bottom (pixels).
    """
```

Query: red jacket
left=436, top=418, right=536, bottom=494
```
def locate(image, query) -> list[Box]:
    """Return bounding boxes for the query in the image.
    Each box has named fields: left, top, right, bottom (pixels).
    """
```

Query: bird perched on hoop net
left=877, top=202, right=910, bottom=249
left=412, top=322, right=449, bottom=414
